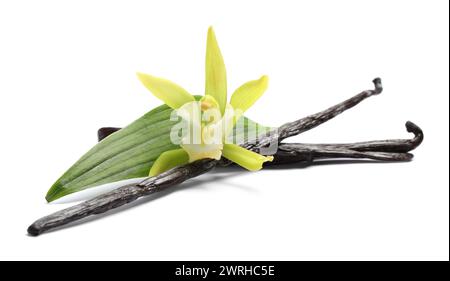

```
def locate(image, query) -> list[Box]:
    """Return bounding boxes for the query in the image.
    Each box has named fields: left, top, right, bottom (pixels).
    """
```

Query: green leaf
left=45, top=98, right=270, bottom=202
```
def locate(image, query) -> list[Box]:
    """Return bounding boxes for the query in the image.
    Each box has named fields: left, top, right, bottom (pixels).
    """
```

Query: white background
left=0, top=0, right=448, bottom=260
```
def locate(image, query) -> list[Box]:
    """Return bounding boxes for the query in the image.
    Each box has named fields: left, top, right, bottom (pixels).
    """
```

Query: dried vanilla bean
left=274, top=144, right=413, bottom=163
left=28, top=78, right=420, bottom=236
left=273, top=121, right=423, bottom=164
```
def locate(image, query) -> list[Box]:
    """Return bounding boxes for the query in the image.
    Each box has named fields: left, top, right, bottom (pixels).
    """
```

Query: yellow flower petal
left=137, top=72, right=195, bottom=109
left=222, top=143, right=273, bottom=171
left=230, top=75, right=268, bottom=117
left=205, top=26, right=227, bottom=115
left=149, top=149, right=189, bottom=176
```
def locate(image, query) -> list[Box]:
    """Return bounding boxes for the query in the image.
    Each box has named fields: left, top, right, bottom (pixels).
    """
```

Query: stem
left=28, top=78, right=400, bottom=236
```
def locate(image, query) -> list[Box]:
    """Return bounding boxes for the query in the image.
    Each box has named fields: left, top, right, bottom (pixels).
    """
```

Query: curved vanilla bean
left=272, top=121, right=423, bottom=164
left=28, top=78, right=388, bottom=236
left=273, top=78, right=383, bottom=145
left=305, top=121, right=423, bottom=153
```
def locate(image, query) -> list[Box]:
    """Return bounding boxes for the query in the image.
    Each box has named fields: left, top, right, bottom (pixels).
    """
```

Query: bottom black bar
left=0, top=261, right=448, bottom=280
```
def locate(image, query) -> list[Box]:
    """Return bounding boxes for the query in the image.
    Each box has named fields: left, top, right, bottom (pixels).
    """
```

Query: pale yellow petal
left=205, top=26, right=227, bottom=115
left=137, top=72, right=195, bottom=109
left=222, top=143, right=273, bottom=171
left=230, top=75, right=268, bottom=115
left=149, top=149, right=189, bottom=176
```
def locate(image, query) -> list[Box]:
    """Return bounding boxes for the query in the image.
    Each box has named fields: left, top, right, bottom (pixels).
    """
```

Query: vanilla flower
left=137, top=27, right=273, bottom=176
